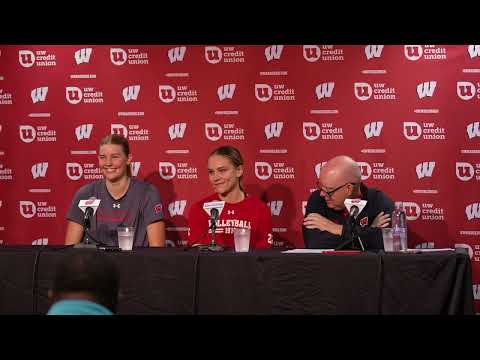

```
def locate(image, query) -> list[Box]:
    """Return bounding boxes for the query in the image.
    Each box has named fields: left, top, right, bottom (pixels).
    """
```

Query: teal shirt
left=47, top=299, right=113, bottom=315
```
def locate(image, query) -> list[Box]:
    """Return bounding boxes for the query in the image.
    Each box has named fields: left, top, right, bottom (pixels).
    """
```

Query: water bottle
left=391, top=201, right=408, bottom=251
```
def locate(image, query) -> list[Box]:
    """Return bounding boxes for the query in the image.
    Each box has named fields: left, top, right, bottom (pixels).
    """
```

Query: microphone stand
left=197, top=214, right=224, bottom=252
left=335, top=218, right=366, bottom=251
left=74, top=208, right=98, bottom=249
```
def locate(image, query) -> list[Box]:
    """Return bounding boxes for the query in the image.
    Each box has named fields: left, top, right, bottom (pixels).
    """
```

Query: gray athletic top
left=66, top=179, right=164, bottom=247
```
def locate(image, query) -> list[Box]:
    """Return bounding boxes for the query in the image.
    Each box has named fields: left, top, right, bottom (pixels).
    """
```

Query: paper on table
left=282, top=249, right=335, bottom=254
left=403, top=248, right=455, bottom=253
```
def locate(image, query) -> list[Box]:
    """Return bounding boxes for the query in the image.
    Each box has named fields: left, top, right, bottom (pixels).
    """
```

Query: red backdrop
left=0, top=44, right=479, bottom=309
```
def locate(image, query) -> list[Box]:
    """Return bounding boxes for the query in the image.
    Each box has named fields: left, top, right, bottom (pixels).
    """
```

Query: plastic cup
left=381, top=228, right=394, bottom=252
left=233, top=227, right=250, bottom=252
left=117, top=226, right=135, bottom=251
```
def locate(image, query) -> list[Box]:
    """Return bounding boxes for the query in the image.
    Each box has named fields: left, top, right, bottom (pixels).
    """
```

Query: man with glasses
left=303, top=155, right=394, bottom=250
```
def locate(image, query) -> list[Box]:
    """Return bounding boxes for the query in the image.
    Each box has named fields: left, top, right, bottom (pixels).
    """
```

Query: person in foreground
left=47, top=252, right=119, bottom=315
left=188, top=145, right=273, bottom=249
left=65, top=134, right=166, bottom=247
left=303, top=155, right=394, bottom=250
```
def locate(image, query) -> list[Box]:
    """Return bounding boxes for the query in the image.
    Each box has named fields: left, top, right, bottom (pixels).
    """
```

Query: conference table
left=0, top=246, right=475, bottom=315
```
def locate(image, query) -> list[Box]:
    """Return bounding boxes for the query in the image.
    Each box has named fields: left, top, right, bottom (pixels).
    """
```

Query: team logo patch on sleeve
left=154, top=203, right=163, bottom=215
left=359, top=216, right=369, bottom=227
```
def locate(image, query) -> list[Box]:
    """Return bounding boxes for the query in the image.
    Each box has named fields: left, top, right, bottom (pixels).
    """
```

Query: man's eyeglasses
left=317, top=182, right=357, bottom=198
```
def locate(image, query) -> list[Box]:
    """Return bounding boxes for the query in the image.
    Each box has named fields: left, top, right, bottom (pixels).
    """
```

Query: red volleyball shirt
left=187, top=193, right=273, bottom=249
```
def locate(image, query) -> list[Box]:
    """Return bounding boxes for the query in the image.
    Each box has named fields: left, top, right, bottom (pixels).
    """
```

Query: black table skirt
left=0, top=247, right=475, bottom=315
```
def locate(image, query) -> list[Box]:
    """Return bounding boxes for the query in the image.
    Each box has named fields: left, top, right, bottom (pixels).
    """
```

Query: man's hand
left=303, top=213, right=343, bottom=236
left=371, top=211, right=390, bottom=228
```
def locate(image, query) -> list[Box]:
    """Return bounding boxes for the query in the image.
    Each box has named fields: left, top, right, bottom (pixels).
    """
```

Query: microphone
left=344, top=198, right=367, bottom=224
left=75, top=199, right=101, bottom=249
left=197, top=201, right=225, bottom=252
left=335, top=198, right=368, bottom=252
left=83, top=206, right=94, bottom=229
left=349, top=205, right=359, bottom=221
left=210, top=207, right=219, bottom=230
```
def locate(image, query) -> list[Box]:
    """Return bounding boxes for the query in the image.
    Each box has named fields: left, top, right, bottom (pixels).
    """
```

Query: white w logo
left=315, top=82, right=335, bottom=99
left=364, top=45, right=384, bottom=60
left=168, top=46, right=186, bottom=63
left=122, top=85, right=140, bottom=102
left=364, top=121, right=384, bottom=139
left=467, top=122, right=480, bottom=139
left=268, top=201, right=283, bottom=216
left=168, top=123, right=187, bottom=140
left=265, top=45, right=284, bottom=62
left=75, top=124, right=93, bottom=141
left=264, top=122, right=284, bottom=139
left=31, top=87, right=48, bottom=103
left=416, top=162, right=436, bottom=179
left=417, top=81, right=437, bottom=98
left=31, top=162, right=48, bottom=179
left=74, top=48, right=92, bottom=64
left=32, top=238, right=48, bottom=246
left=130, top=162, right=141, bottom=177
left=217, top=84, right=236, bottom=101
left=474, top=284, right=480, bottom=300
left=168, top=200, right=187, bottom=217
left=468, top=45, right=480, bottom=58
left=466, top=203, right=480, bottom=220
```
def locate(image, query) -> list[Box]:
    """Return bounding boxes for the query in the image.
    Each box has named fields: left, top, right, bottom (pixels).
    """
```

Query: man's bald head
left=319, top=155, right=361, bottom=187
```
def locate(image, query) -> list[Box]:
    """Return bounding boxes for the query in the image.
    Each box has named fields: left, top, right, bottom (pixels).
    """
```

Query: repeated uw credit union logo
left=456, top=162, right=480, bottom=181
left=19, top=200, right=56, bottom=218
left=354, top=82, right=396, bottom=101
left=254, top=161, right=295, bottom=180
left=205, top=122, right=245, bottom=141
left=357, top=161, right=395, bottom=181
left=159, top=85, right=198, bottom=103
left=19, top=125, right=56, bottom=143
left=65, top=86, right=104, bottom=104
left=204, top=46, right=245, bottom=64
left=18, top=49, right=57, bottom=68
left=303, top=45, right=345, bottom=62
left=404, top=45, right=447, bottom=61
left=111, top=123, right=150, bottom=141
left=0, top=88, right=13, bottom=105
left=399, top=202, right=445, bottom=222
left=457, top=81, right=480, bottom=100
left=110, top=48, right=149, bottom=65
left=302, top=122, right=343, bottom=140
left=65, top=162, right=102, bottom=181
left=255, top=83, right=295, bottom=102
left=158, top=162, right=198, bottom=180
left=403, top=122, right=446, bottom=140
